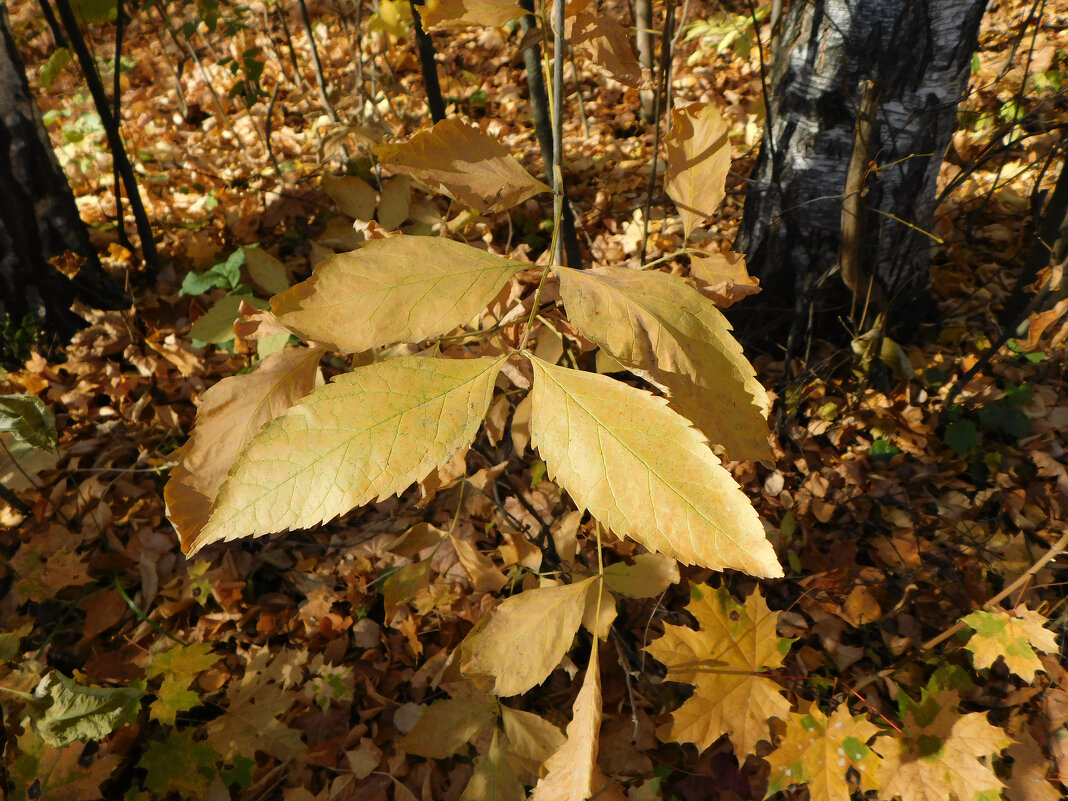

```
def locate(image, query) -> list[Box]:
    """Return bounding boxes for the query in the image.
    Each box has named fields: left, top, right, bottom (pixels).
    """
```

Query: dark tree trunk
left=733, top=0, right=988, bottom=346
left=0, top=5, right=126, bottom=341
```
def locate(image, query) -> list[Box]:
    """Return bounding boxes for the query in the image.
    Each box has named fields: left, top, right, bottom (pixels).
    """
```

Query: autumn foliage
left=2, top=0, right=1067, bottom=800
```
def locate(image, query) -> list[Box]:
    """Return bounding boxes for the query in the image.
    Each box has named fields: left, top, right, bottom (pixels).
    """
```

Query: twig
left=297, top=0, right=340, bottom=122
left=638, top=0, right=676, bottom=266
left=409, top=0, right=445, bottom=121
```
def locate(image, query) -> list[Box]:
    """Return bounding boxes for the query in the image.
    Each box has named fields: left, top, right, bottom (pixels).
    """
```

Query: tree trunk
left=0, top=6, right=126, bottom=343
left=733, top=0, right=988, bottom=346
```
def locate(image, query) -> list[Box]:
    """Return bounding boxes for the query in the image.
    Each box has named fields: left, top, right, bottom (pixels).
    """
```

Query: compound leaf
left=272, top=236, right=528, bottom=353
left=526, top=357, right=781, bottom=576
left=190, top=356, right=504, bottom=553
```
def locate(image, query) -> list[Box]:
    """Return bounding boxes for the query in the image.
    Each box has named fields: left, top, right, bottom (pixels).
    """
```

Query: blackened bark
left=734, top=0, right=988, bottom=345
left=0, top=7, right=126, bottom=339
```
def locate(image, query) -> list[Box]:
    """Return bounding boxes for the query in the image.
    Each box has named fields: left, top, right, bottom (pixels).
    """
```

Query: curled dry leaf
left=374, top=118, right=550, bottom=214
left=688, top=250, right=761, bottom=308
left=187, top=356, right=505, bottom=554
left=272, top=236, right=529, bottom=353
left=664, top=102, right=731, bottom=238
left=527, top=356, right=781, bottom=576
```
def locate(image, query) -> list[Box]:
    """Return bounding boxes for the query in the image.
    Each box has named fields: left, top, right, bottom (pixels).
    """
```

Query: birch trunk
left=734, top=0, right=988, bottom=344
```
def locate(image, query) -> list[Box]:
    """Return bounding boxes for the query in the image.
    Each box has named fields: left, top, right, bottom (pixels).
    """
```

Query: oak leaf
left=526, top=357, right=781, bottom=576
left=962, top=607, right=1059, bottom=682
left=374, top=119, right=550, bottom=213
left=664, top=102, right=731, bottom=238
left=530, top=645, right=625, bottom=801
left=165, top=346, right=323, bottom=550
left=765, top=702, right=880, bottom=801
left=190, top=356, right=504, bottom=553
left=645, top=584, right=791, bottom=755
left=272, top=237, right=528, bottom=353
left=873, top=690, right=1011, bottom=801
left=556, top=265, right=771, bottom=461
left=461, top=577, right=595, bottom=696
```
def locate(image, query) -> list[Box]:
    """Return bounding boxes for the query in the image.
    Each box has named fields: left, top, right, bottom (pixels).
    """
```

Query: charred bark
left=0, top=6, right=126, bottom=343
left=734, top=0, right=988, bottom=347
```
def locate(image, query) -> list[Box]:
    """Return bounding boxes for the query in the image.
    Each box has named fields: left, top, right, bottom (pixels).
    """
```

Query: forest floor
left=2, top=0, right=1068, bottom=799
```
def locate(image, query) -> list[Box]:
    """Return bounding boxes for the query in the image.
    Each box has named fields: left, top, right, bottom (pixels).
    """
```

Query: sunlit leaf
left=30, top=670, right=142, bottom=748
left=527, top=357, right=781, bottom=576
left=564, top=0, right=641, bottom=87
left=190, top=356, right=504, bottom=553
left=374, top=119, right=550, bottom=213
left=556, top=265, right=770, bottom=460
left=422, top=0, right=523, bottom=29
left=664, top=102, right=731, bottom=237
left=461, top=578, right=595, bottom=696
left=272, top=236, right=528, bottom=353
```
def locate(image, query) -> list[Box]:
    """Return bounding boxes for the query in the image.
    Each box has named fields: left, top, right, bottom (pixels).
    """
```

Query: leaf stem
left=114, top=577, right=190, bottom=647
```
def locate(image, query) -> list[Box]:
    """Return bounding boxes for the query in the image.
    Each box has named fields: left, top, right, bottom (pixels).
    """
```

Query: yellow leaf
left=460, top=728, right=526, bottom=801
left=765, top=702, right=881, bottom=801
left=526, top=357, right=781, bottom=576
left=962, top=607, right=1060, bottom=683
left=581, top=578, right=616, bottom=640
left=874, top=690, right=1011, bottom=801
left=601, top=553, right=679, bottom=598
left=664, top=102, right=731, bottom=238
left=645, top=584, right=791, bottom=755
left=530, top=645, right=625, bottom=801
left=164, top=347, right=323, bottom=551
left=556, top=265, right=771, bottom=461
left=499, top=707, right=565, bottom=781
left=422, top=0, right=523, bottom=29
left=451, top=534, right=509, bottom=592
left=400, top=696, right=499, bottom=759
left=1005, top=730, right=1061, bottom=801
left=461, top=578, right=595, bottom=696
left=188, top=356, right=504, bottom=554
left=563, top=0, right=641, bottom=87
left=374, top=118, right=550, bottom=214
left=323, top=174, right=377, bottom=220
left=368, top=0, right=411, bottom=36
left=376, top=176, right=411, bottom=230
left=272, top=236, right=528, bottom=353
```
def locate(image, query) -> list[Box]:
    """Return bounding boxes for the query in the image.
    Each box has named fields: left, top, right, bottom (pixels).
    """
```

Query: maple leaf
left=556, top=264, right=771, bottom=461
left=373, top=119, right=550, bottom=213
left=664, top=102, right=731, bottom=238
left=145, top=643, right=219, bottom=726
left=205, top=647, right=304, bottom=760
left=189, top=355, right=504, bottom=553
left=164, top=346, right=323, bottom=549
left=962, top=607, right=1059, bottom=682
left=10, top=729, right=120, bottom=801
left=271, top=236, right=528, bottom=353
left=526, top=357, right=781, bottom=576
left=530, top=644, right=625, bottom=801
left=10, top=547, right=92, bottom=604
left=765, top=702, right=881, bottom=801
left=873, top=689, right=1011, bottom=801
left=1004, top=730, right=1060, bottom=801
left=461, top=577, right=595, bottom=696
left=138, top=729, right=221, bottom=797
left=645, top=584, right=792, bottom=756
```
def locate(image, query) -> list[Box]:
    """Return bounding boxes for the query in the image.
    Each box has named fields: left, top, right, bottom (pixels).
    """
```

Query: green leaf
left=39, top=48, right=72, bottom=90
left=145, top=644, right=219, bottom=726
left=138, top=729, right=220, bottom=797
left=30, top=670, right=142, bottom=748
left=180, top=249, right=245, bottom=296
left=869, top=438, right=900, bottom=460
left=0, top=394, right=57, bottom=451
left=189, top=294, right=269, bottom=345
left=943, top=419, right=979, bottom=454
left=977, top=403, right=1030, bottom=439
left=190, top=356, right=505, bottom=553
